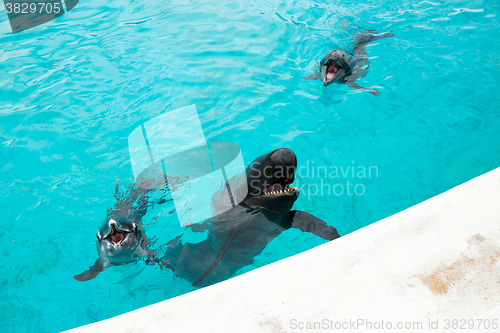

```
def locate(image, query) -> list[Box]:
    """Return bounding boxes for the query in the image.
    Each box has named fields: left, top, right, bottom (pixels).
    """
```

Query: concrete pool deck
left=66, top=167, right=500, bottom=333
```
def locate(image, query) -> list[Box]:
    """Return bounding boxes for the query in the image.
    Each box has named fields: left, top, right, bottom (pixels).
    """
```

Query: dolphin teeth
left=112, top=239, right=124, bottom=246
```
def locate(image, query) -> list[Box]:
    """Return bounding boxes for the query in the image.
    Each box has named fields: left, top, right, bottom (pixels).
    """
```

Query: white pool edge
left=65, top=167, right=500, bottom=333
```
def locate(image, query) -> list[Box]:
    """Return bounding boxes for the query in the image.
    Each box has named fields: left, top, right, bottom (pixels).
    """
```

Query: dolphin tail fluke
left=354, top=32, right=394, bottom=46
left=74, top=258, right=107, bottom=282
left=192, top=226, right=239, bottom=287
left=284, top=210, right=340, bottom=241
left=353, top=31, right=394, bottom=57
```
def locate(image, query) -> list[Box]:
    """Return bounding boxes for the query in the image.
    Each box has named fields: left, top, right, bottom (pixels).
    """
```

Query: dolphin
left=74, top=182, right=173, bottom=281
left=162, top=148, right=340, bottom=287
left=304, top=31, right=394, bottom=95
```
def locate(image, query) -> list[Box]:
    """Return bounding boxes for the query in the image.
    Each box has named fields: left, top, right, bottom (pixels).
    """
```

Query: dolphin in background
left=304, top=31, right=394, bottom=95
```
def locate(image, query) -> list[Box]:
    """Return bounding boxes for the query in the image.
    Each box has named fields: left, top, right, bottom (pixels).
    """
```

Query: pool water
left=1, top=0, right=499, bottom=331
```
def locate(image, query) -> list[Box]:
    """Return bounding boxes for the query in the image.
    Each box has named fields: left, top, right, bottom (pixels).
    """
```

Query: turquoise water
left=1, top=0, right=499, bottom=330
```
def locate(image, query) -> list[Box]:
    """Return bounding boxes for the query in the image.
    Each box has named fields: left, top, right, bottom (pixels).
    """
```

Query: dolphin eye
left=132, top=223, right=137, bottom=231
left=97, top=232, right=101, bottom=240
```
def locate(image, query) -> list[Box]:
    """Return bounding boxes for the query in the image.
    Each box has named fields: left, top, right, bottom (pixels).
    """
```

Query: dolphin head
left=244, top=148, right=299, bottom=214
left=96, top=215, right=142, bottom=263
left=320, top=50, right=355, bottom=86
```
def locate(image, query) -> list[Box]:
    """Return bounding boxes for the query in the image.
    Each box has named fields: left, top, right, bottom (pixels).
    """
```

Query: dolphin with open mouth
left=162, top=148, right=341, bottom=287
left=304, top=31, right=394, bottom=95
left=74, top=183, right=173, bottom=281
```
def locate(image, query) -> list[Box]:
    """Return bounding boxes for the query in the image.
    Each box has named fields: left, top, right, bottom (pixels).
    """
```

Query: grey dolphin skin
left=163, top=148, right=340, bottom=287
left=304, top=31, right=394, bottom=95
left=74, top=183, right=173, bottom=281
